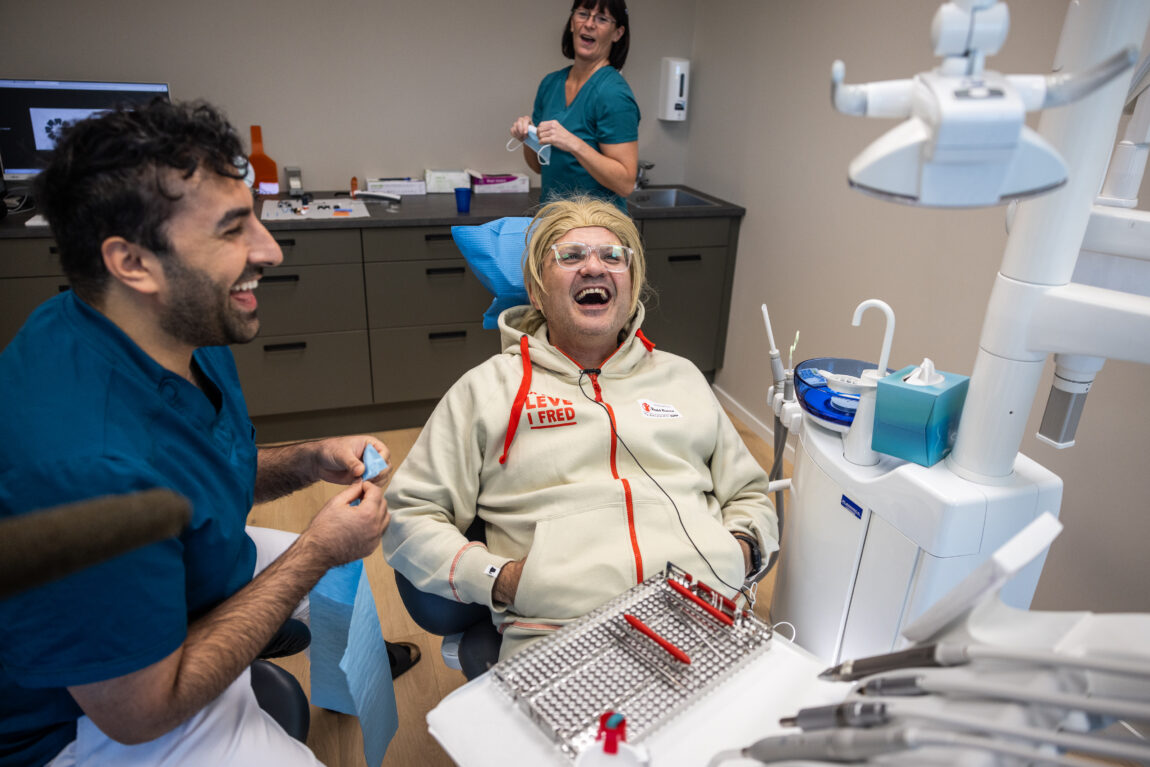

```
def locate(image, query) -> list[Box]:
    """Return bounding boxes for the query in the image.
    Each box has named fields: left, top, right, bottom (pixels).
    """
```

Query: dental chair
left=250, top=618, right=312, bottom=741
left=393, top=517, right=501, bottom=680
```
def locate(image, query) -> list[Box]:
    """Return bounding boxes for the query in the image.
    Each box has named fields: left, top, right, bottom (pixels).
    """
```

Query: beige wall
left=0, top=0, right=695, bottom=189
left=691, top=0, right=1150, bottom=614
left=3, top=1, right=1147, bottom=613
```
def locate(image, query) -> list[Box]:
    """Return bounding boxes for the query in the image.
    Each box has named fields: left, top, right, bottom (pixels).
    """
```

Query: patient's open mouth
left=575, top=287, right=610, bottom=305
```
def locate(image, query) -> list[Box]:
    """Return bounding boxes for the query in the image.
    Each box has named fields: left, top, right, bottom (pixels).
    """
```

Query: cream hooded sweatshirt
left=382, top=304, right=778, bottom=659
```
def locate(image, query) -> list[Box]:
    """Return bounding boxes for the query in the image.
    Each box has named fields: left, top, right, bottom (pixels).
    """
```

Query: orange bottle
left=248, top=125, right=279, bottom=194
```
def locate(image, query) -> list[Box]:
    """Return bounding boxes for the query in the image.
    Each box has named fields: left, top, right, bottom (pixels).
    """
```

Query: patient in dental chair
left=382, top=196, right=778, bottom=661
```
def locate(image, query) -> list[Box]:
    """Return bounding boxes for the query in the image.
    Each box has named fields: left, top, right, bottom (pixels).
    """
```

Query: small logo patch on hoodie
left=638, top=399, right=681, bottom=419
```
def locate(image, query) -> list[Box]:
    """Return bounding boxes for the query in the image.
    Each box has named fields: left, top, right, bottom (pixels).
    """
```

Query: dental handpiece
left=821, top=641, right=1150, bottom=682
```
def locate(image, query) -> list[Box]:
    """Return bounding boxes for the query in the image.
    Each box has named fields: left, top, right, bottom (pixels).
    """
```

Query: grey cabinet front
left=640, top=217, right=735, bottom=374
left=256, top=264, right=366, bottom=336
left=643, top=246, right=729, bottom=371
left=232, top=330, right=373, bottom=416
left=370, top=323, right=500, bottom=403
left=365, top=260, right=492, bottom=328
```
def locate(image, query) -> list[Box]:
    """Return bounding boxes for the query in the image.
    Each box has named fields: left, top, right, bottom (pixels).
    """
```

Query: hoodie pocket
left=512, top=502, right=637, bottom=621
left=632, top=498, right=746, bottom=595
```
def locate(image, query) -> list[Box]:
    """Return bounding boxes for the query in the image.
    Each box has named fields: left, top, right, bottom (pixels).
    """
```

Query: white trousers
left=48, top=526, right=322, bottom=766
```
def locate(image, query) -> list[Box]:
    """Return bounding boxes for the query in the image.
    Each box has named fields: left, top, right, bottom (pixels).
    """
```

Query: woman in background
left=510, top=0, right=639, bottom=210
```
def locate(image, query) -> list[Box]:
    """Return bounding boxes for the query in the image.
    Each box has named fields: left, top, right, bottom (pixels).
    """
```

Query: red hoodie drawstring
left=499, top=335, right=532, bottom=465
left=499, top=328, right=655, bottom=465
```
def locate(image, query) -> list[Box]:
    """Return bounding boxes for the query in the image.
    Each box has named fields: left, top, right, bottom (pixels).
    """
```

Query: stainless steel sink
left=627, top=188, right=716, bottom=208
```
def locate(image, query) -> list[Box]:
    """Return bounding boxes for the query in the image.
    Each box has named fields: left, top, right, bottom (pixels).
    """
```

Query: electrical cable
left=4, top=194, right=35, bottom=214
left=576, top=370, right=751, bottom=604
left=772, top=620, right=797, bottom=643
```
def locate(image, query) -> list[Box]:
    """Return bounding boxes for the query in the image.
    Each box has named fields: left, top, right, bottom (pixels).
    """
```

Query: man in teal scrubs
left=0, top=100, right=391, bottom=766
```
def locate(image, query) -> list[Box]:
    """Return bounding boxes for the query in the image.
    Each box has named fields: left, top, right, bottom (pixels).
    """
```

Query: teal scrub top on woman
left=532, top=65, right=640, bottom=209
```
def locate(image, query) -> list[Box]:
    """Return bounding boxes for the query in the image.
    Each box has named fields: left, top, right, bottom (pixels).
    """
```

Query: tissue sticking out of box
left=904, top=358, right=945, bottom=386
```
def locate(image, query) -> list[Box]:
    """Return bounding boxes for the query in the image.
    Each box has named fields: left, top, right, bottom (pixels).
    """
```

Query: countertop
left=0, top=185, right=744, bottom=239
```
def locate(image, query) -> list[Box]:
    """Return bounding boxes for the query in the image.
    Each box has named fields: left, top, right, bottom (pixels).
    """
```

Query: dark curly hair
left=33, top=99, right=246, bottom=302
left=562, top=0, right=630, bottom=70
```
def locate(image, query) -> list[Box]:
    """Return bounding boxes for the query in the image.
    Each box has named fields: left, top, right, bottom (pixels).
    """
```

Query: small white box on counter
left=466, top=169, right=530, bottom=194
left=367, top=178, right=426, bottom=195
left=424, top=169, right=471, bottom=194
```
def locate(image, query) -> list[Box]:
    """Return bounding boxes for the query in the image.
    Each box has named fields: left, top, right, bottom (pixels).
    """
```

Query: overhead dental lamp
left=831, top=0, right=1136, bottom=207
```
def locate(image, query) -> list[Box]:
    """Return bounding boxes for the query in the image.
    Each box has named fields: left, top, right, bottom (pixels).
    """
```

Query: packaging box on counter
left=425, top=169, right=471, bottom=194
left=366, top=178, right=426, bottom=195
left=465, top=169, right=530, bottom=194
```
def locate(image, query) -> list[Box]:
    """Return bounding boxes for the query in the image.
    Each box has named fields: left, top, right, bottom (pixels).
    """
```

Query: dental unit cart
left=771, top=0, right=1150, bottom=670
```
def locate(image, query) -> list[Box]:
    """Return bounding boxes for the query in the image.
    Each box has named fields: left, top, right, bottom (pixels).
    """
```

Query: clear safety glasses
left=551, top=241, right=633, bottom=273
left=572, top=9, right=615, bottom=26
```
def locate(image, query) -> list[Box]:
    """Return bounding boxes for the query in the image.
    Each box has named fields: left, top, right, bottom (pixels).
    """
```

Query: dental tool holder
left=736, top=515, right=1150, bottom=766
left=492, top=564, right=773, bottom=762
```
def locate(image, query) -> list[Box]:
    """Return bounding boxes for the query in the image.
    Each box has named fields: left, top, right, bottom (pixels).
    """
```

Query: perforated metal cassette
left=491, top=564, right=774, bottom=760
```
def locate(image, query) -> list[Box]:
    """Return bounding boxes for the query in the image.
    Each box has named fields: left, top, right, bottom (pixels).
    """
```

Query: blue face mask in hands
left=507, top=125, right=551, bottom=165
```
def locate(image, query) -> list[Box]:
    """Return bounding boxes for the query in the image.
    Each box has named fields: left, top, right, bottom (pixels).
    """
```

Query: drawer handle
left=262, top=274, right=301, bottom=284
left=425, top=266, right=465, bottom=276
left=424, top=233, right=454, bottom=242
left=668, top=254, right=702, bottom=263
left=428, top=330, right=467, bottom=342
left=49, top=246, right=59, bottom=255
left=57, top=284, right=71, bottom=293
left=274, top=238, right=297, bottom=247
left=263, top=341, right=307, bottom=353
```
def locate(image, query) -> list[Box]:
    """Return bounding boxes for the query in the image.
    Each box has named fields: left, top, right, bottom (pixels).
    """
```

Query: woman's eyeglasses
left=551, top=242, right=633, bottom=272
left=573, top=8, right=615, bottom=26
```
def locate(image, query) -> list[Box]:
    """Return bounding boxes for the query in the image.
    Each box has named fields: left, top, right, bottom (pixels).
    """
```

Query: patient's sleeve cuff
left=451, top=545, right=512, bottom=610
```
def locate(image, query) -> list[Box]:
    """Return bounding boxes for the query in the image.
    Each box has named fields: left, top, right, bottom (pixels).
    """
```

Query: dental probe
left=719, top=725, right=1104, bottom=766
left=780, top=699, right=1150, bottom=764
left=820, top=641, right=1150, bottom=682
left=858, top=673, right=1150, bottom=721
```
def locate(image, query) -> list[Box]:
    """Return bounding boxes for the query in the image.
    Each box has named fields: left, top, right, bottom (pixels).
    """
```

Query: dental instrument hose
left=782, top=699, right=1150, bottom=764
left=760, top=303, right=789, bottom=577
left=821, top=640, right=1150, bottom=682
left=712, top=725, right=1109, bottom=766
left=858, top=673, right=1150, bottom=721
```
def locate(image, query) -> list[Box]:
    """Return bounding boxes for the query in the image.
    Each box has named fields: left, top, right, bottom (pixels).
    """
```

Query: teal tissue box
left=873, top=365, right=969, bottom=466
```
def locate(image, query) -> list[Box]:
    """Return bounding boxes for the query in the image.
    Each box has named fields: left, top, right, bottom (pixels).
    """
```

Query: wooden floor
left=247, top=414, right=784, bottom=767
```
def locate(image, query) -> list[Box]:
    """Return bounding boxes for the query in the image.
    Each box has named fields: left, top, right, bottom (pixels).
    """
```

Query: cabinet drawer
left=270, top=229, right=361, bottom=266
left=0, top=238, right=63, bottom=278
left=370, top=322, right=500, bottom=403
left=232, top=330, right=372, bottom=416
left=256, top=264, right=366, bottom=336
left=641, top=218, right=730, bottom=250
left=0, top=277, right=72, bottom=349
left=362, top=227, right=460, bottom=262
left=365, top=260, right=492, bottom=328
left=643, top=246, right=728, bottom=371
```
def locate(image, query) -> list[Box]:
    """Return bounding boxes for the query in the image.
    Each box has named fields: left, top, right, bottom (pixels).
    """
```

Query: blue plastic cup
left=454, top=187, right=472, bottom=213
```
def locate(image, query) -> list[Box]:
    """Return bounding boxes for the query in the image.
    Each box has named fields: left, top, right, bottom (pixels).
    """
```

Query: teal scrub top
left=532, top=65, right=640, bottom=209
left=0, top=292, right=259, bottom=767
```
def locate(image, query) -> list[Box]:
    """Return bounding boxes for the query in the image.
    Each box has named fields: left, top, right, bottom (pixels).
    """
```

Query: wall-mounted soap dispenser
left=658, top=57, right=689, bottom=121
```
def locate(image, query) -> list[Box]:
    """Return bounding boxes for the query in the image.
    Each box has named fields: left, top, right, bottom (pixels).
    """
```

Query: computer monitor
left=0, top=79, right=171, bottom=182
